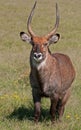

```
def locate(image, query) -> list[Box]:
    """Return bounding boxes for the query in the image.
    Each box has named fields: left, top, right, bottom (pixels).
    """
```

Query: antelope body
left=20, top=1, right=75, bottom=123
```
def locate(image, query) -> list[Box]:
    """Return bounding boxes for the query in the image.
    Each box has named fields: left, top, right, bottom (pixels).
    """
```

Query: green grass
left=0, top=0, right=81, bottom=129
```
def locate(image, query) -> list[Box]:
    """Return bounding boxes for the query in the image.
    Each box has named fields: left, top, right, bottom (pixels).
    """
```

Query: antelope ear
left=20, top=32, right=31, bottom=43
left=48, top=33, right=60, bottom=44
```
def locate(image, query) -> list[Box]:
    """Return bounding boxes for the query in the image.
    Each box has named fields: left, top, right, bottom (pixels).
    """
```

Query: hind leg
left=56, top=99, right=65, bottom=119
left=56, top=89, right=70, bottom=121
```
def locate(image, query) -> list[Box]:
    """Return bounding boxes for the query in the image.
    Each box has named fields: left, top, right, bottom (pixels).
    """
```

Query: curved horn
left=27, top=1, right=37, bottom=37
left=45, top=3, right=60, bottom=39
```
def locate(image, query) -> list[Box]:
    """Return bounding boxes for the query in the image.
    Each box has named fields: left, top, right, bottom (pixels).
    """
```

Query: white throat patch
left=37, top=57, right=47, bottom=70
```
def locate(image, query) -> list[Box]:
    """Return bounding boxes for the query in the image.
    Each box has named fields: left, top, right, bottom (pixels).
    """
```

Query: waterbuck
left=20, top=1, right=75, bottom=123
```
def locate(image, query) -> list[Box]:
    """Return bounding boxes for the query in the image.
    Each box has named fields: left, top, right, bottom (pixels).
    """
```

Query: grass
left=0, top=0, right=81, bottom=129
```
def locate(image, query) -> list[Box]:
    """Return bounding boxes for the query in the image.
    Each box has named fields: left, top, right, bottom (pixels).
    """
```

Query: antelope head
left=20, top=1, right=60, bottom=63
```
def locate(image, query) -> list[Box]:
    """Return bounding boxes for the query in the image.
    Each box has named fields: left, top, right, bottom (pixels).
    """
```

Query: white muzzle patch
left=33, top=52, right=43, bottom=62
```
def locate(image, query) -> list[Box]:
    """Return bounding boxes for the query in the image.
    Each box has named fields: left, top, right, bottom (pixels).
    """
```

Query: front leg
left=32, top=88, right=41, bottom=123
left=50, top=94, right=58, bottom=123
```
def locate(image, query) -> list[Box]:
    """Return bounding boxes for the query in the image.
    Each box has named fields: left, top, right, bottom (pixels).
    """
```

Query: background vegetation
left=0, top=0, right=81, bottom=129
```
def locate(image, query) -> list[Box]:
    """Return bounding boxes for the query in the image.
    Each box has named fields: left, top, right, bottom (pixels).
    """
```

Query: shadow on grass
left=7, top=105, right=50, bottom=122
left=7, top=105, right=34, bottom=121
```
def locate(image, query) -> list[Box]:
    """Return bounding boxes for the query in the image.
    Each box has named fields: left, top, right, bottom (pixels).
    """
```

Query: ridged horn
left=45, top=3, right=60, bottom=39
left=27, top=1, right=37, bottom=37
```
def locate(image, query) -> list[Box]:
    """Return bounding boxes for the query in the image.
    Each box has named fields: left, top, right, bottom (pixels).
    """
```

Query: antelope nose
left=34, top=53, right=42, bottom=59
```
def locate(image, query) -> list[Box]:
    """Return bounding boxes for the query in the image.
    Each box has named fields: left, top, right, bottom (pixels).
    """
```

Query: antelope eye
left=44, top=43, right=48, bottom=46
left=31, top=41, right=34, bottom=46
